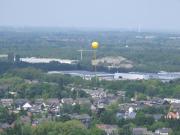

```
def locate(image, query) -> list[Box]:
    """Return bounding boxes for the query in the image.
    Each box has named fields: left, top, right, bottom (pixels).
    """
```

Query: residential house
left=22, top=102, right=32, bottom=110
left=116, top=110, right=126, bottom=119
left=90, top=104, right=97, bottom=112
left=132, top=128, right=153, bottom=135
left=46, top=98, right=59, bottom=106
left=82, top=89, right=107, bottom=99
left=29, top=99, right=46, bottom=113
left=133, top=101, right=146, bottom=110
left=0, top=99, right=13, bottom=107
left=34, top=98, right=44, bottom=105
left=61, top=98, right=74, bottom=105
left=106, top=94, right=119, bottom=104
left=75, top=98, right=91, bottom=105
left=116, top=107, right=136, bottom=119
left=135, top=99, right=169, bottom=110
left=29, top=104, right=45, bottom=114
left=96, top=124, right=118, bottom=135
left=119, top=103, right=139, bottom=111
left=116, top=91, right=126, bottom=97
left=166, top=103, right=180, bottom=120
left=125, top=107, right=136, bottom=119
left=46, top=98, right=60, bottom=114
left=164, top=98, right=180, bottom=104
left=14, top=99, right=29, bottom=110
left=166, top=112, right=179, bottom=119
left=93, top=98, right=108, bottom=107
left=155, top=128, right=172, bottom=135
left=170, top=103, right=180, bottom=112
left=69, top=114, right=91, bottom=128
left=150, top=97, right=167, bottom=105
left=24, top=79, right=39, bottom=84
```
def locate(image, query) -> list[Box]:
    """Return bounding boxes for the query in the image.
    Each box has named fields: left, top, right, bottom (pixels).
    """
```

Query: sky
left=0, top=0, right=180, bottom=31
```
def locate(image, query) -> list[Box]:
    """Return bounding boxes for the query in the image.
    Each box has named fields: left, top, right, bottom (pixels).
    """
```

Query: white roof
left=20, top=57, right=77, bottom=64
left=23, top=102, right=32, bottom=108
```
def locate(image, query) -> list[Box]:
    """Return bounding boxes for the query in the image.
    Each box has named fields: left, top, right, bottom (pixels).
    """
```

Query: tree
left=89, top=127, right=105, bottom=135
left=100, top=110, right=116, bottom=124
left=0, top=106, right=16, bottom=124
left=62, top=120, right=88, bottom=135
left=134, top=112, right=154, bottom=126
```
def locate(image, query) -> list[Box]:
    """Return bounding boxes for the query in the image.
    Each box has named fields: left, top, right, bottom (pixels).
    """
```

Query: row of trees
left=1, top=120, right=104, bottom=135
left=0, top=67, right=180, bottom=99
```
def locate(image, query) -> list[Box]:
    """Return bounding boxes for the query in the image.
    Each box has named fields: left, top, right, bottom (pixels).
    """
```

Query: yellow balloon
left=91, top=42, right=99, bottom=49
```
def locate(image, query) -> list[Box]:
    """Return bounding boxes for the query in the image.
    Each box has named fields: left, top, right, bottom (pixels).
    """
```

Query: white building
left=114, top=73, right=148, bottom=80
left=164, top=98, right=180, bottom=104
left=20, top=57, right=78, bottom=64
left=22, top=102, right=32, bottom=110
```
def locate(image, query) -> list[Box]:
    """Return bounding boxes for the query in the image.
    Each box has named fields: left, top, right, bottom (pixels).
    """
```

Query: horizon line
left=0, top=25, right=180, bottom=34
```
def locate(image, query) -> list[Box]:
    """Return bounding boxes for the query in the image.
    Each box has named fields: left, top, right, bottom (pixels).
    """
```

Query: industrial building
left=114, top=73, right=149, bottom=80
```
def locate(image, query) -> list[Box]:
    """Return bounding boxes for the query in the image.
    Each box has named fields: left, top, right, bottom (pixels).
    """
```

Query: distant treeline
left=0, top=62, right=79, bottom=74
left=0, top=61, right=133, bottom=74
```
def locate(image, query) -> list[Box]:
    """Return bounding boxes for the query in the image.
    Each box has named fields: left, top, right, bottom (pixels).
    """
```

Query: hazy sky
left=1, top=0, right=180, bottom=31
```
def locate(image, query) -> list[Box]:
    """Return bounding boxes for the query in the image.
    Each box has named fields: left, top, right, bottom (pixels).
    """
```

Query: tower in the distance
left=91, top=41, right=99, bottom=72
